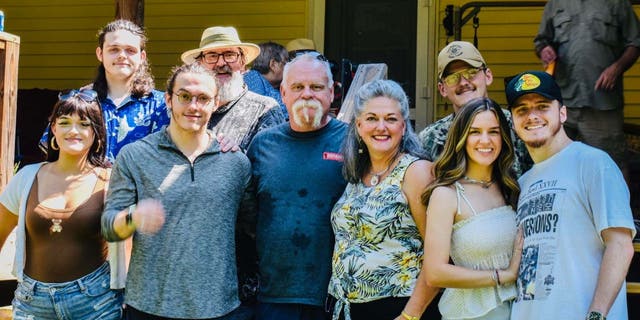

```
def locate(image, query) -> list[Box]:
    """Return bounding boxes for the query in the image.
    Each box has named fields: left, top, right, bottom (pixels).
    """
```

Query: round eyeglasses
left=173, top=92, right=213, bottom=107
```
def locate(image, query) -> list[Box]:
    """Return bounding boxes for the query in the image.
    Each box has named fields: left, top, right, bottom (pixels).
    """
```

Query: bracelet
left=495, top=269, right=502, bottom=286
left=126, top=205, right=135, bottom=226
left=401, top=311, right=419, bottom=320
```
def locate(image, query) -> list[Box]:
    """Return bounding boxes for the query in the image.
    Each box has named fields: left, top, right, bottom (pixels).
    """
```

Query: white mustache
left=292, top=99, right=323, bottom=128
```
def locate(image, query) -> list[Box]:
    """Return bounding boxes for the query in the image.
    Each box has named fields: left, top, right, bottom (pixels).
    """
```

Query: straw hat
left=285, top=38, right=316, bottom=53
left=181, top=26, right=260, bottom=64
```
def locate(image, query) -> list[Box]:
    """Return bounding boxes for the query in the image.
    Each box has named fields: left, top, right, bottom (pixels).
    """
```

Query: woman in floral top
left=328, top=80, right=440, bottom=320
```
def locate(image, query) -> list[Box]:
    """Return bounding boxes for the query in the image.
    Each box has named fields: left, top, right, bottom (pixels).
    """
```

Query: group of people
left=0, top=0, right=638, bottom=319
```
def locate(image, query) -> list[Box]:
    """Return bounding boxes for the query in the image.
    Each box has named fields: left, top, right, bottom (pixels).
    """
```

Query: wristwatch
left=586, top=311, right=606, bottom=320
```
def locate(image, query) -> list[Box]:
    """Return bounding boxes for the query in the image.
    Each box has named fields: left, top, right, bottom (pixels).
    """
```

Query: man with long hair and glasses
left=39, top=20, right=169, bottom=163
left=417, top=41, right=532, bottom=177
left=102, top=63, right=252, bottom=320
left=181, top=26, right=286, bottom=318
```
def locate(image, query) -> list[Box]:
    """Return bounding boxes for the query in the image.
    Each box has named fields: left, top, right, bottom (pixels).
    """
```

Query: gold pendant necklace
left=50, top=219, right=63, bottom=233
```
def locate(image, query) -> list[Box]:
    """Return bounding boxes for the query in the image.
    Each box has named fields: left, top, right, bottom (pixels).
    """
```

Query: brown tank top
left=24, top=167, right=109, bottom=282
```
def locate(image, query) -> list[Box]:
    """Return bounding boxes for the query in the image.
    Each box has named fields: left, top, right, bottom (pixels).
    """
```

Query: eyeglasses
left=58, top=89, right=98, bottom=102
left=441, top=67, right=485, bottom=86
left=288, top=50, right=328, bottom=62
left=173, top=92, right=213, bottom=107
left=197, top=51, right=241, bottom=64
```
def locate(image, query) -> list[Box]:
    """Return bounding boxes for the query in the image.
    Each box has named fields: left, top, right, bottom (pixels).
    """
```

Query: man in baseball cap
left=505, top=70, right=563, bottom=108
left=418, top=41, right=532, bottom=176
left=505, top=70, right=635, bottom=320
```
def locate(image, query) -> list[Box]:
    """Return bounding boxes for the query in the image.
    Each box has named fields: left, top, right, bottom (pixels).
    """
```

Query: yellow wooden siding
left=2, top=0, right=308, bottom=90
left=145, top=0, right=308, bottom=88
left=2, top=0, right=115, bottom=89
left=435, top=1, right=640, bottom=124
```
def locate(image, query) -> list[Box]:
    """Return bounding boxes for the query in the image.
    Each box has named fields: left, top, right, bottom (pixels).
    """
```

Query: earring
left=357, top=135, right=363, bottom=154
left=50, top=137, right=60, bottom=151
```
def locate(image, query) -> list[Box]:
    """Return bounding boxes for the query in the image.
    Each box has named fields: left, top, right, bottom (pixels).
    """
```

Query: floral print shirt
left=328, top=154, right=423, bottom=320
left=39, top=90, right=169, bottom=163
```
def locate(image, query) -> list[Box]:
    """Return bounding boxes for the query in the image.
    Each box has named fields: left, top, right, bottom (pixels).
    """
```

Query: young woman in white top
left=422, top=97, right=523, bottom=320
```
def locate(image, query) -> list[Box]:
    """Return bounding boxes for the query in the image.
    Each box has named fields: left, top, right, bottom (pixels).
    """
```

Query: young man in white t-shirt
left=505, top=71, right=636, bottom=320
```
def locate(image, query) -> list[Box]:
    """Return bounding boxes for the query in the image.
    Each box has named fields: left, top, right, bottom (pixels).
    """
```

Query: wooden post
left=0, top=32, right=20, bottom=191
left=115, top=0, right=145, bottom=26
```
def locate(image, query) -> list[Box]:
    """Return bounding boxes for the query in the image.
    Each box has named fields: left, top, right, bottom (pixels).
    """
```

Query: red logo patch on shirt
left=323, top=152, right=343, bottom=162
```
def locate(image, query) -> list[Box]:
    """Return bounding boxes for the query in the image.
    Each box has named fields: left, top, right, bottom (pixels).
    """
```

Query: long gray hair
left=342, top=79, right=425, bottom=183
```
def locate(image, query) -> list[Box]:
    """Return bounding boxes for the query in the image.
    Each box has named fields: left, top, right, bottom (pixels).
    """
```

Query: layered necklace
left=463, top=175, right=495, bottom=189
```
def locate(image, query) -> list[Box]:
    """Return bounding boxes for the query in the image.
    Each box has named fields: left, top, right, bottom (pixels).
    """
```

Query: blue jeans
left=12, top=262, right=123, bottom=320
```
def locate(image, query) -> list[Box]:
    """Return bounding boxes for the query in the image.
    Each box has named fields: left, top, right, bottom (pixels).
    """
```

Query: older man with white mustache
left=241, top=52, right=349, bottom=320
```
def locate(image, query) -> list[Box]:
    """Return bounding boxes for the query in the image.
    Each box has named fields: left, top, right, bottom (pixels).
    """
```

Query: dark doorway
left=325, top=0, right=417, bottom=109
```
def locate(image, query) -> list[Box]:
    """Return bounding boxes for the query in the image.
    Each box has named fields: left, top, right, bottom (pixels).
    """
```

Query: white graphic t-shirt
left=511, top=142, right=635, bottom=320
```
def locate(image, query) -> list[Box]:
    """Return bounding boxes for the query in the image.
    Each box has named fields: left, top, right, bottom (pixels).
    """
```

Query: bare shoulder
left=405, top=159, right=434, bottom=182
left=427, top=185, right=458, bottom=221
left=430, top=185, right=456, bottom=201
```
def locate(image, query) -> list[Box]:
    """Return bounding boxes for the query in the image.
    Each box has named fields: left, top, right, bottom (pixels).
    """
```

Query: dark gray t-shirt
left=245, top=119, right=348, bottom=306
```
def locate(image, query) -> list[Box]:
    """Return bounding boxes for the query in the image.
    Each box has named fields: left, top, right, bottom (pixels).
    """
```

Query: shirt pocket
left=552, top=12, right=572, bottom=44
left=589, top=11, right=620, bottom=46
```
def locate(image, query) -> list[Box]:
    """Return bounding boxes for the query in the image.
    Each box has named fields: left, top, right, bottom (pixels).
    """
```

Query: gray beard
left=218, top=71, right=245, bottom=102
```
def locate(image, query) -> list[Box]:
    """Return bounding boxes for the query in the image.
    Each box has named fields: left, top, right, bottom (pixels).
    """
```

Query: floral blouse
left=328, top=154, right=423, bottom=320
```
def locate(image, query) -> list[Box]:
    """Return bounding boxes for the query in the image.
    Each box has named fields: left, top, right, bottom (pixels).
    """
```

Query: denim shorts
left=12, top=262, right=123, bottom=320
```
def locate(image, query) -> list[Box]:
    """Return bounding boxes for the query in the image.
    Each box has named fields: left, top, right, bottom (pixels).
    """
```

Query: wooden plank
left=18, top=79, right=89, bottom=90
left=0, top=32, right=20, bottom=190
left=145, top=1, right=305, bottom=15
left=116, top=0, right=144, bottom=26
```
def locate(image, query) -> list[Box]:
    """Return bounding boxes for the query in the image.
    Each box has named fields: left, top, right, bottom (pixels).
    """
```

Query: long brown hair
left=421, top=97, right=519, bottom=208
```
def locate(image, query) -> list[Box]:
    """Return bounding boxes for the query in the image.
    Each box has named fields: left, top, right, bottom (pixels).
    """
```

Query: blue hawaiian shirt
left=244, top=69, right=288, bottom=120
left=40, top=89, right=169, bottom=163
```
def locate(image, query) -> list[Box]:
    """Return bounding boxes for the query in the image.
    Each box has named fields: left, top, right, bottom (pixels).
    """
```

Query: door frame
left=309, top=0, right=438, bottom=131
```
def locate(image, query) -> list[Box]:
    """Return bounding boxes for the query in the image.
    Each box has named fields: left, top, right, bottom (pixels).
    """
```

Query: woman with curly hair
left=328, top=79, right=440, bottom=320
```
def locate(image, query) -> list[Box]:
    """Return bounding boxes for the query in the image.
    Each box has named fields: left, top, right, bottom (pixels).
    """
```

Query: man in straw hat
left=181, top=26, right=286, bottom=151
left=417, top=41, right=532, bottom=176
